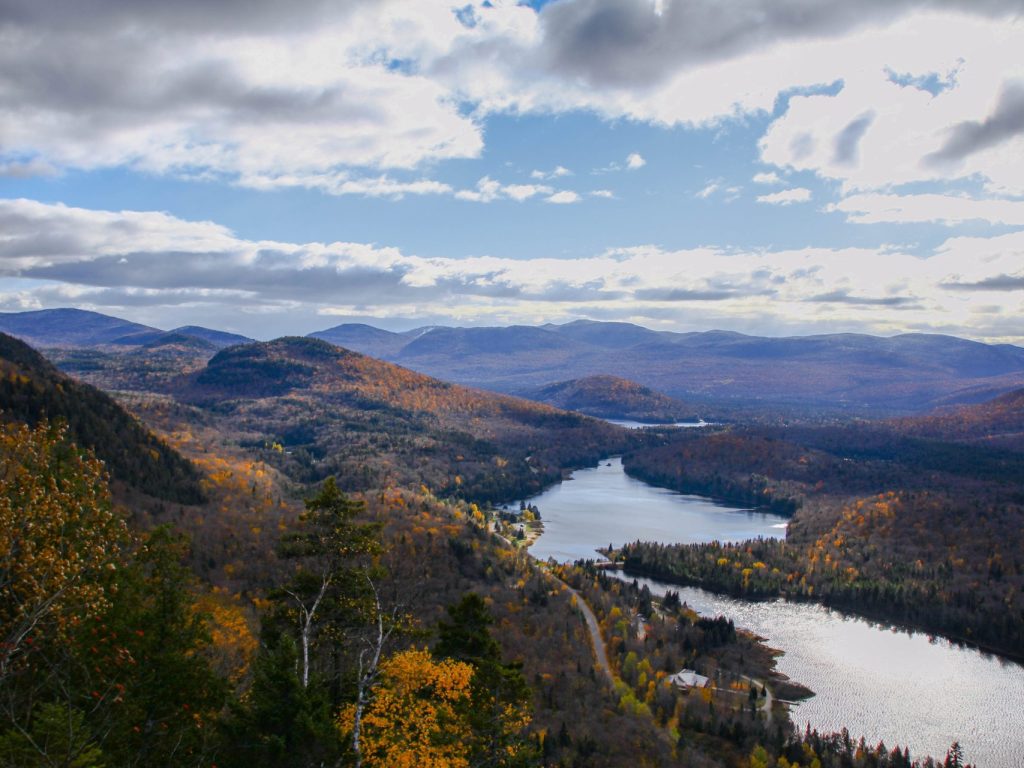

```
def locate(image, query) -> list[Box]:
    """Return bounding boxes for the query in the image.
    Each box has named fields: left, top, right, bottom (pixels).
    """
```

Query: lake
left=526, top=457, right=788, bottom=562
left=526, top=458, right=1024, bottom=768
left=604, top=418, right=711, bottom=429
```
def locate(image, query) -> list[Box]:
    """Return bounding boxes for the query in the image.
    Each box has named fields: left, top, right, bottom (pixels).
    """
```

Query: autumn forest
left=2, top=321, right=1018, bottom=768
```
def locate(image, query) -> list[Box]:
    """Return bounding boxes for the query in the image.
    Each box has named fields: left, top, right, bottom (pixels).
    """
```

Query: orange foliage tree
left=337, top=648, right=474, bottom=768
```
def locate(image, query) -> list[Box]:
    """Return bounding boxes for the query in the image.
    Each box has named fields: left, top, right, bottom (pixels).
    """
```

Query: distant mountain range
left=0, top=308, right=252, bottom=349
left=310, top=318, right=1024, bottom=414
left=7, top=308, right=1024, bottom=414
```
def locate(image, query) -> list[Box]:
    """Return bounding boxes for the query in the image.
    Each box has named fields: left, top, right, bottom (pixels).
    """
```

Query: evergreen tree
left=219, top=634, right=337, bottom=768
left=272, top=477, right=381, bottom=693
left=434, top=594, right=535, bottom=767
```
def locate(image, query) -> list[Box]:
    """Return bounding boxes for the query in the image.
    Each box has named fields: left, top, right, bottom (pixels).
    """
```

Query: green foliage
left=0, top=703, right=106, bottom=768
left=270, top=477, right=383, bottom=693
left=218, top=634, right=338, bottom=768
left=93, top=527, right=227, bottom=767
left=0, top=420, right=224, bottom=767
left=433, top=593, right=535, bottom=767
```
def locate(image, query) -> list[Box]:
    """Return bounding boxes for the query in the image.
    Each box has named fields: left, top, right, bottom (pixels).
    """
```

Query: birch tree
left=275, top=477, right=381, bottom=689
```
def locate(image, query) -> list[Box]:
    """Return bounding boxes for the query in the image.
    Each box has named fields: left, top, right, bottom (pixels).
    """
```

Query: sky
left=1, top=0, right=1023, bottom=343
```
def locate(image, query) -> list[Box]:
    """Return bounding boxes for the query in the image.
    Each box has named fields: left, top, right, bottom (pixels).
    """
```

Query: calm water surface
left=528, top=458, right=1024, bottom=768
left=526, top=457, right=788, bottom=562
left=604, top=419, right=710, bottom=429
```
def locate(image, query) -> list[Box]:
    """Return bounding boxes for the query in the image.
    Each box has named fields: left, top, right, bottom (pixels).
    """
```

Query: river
left=526, top=458, right=1024, bottom=768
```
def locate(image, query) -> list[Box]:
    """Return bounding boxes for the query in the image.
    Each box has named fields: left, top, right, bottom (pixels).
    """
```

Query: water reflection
left=526, top=457, right=787, bottom=563
left=616, top=574, right=1024, bottom=768
left=526, top=458, right=1024, bottom=767
left=604, top=418, right=710, bottom=429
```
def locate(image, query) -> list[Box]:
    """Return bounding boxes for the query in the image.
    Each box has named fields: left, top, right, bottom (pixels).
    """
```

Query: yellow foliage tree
left=0, top=420, right=128, bottom=680
left=338, top=648, right=474, bottom=768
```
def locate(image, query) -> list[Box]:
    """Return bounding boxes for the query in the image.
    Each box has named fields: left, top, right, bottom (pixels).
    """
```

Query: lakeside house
left=668, top=669, right=710, bottom=689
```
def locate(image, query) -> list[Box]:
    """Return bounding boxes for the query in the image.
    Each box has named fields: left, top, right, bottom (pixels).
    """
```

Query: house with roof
left=667, top=669, right=710, bottom=689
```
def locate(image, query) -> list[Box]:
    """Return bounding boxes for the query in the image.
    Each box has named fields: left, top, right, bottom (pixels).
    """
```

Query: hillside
left=173, top=337, right=630, bottom=501
left=895, top=388, right=1024, bottom=449
left=0, top=332, right=204, bottom=503
left=529, top=374, right=700, bottom=422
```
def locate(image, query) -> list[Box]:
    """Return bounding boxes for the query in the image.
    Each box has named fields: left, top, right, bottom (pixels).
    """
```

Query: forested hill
left=895, top=388, right=1024, bottom=449
left=528, top=374, right=701, bottom=422
left=175, top=337, right=629, bottom=501
left=619, top=389, right=1024, bottom=659
left=0, top=333, right=204, bottom=503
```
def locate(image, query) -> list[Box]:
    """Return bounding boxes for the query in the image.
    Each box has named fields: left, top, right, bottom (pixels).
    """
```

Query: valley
left=2, top=309, right=1022, bottom=767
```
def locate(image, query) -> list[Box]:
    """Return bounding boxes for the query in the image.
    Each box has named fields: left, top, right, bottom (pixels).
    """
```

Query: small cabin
left=667, top=669, right=710, bottom=689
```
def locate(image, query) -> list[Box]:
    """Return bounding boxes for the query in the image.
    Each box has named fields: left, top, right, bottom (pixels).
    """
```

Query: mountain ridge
left=6, top=308, right=1024, bottom=414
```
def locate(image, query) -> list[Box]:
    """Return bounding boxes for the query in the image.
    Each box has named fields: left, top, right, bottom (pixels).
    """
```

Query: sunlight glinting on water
left=527, top=459, right=1024, bottom=768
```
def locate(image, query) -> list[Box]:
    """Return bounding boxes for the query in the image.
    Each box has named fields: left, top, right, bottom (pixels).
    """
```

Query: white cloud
left=455, top=177, right=503, bottom=203
left=626, top=153, right=647, bottom=169
left=830, top=192, right=1024, bottom=225
left=455, top=176, right=553, bottom=203
left=696, top=181, right=721, bottom=199
left=263, top=174, right=454, bottom=199
left=546, top=190, right=581, bottom=204
left=752, top=172, right=783, bottom=185
left=2, top=2, right=1022, bottom=199
left=590, top=189, right=615, bottom=198
left=2, top=198, right=1022, bottom=343
left=757, top=14, right=1024, bottom=194
left=505, top=183, right=553, bottom=202
left=757, top=188, right=812, bottom=205
left=530, top=165, right=573, bottom=180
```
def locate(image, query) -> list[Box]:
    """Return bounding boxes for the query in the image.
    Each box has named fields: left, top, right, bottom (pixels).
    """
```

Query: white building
left=667, top=669, right=710, bottom=689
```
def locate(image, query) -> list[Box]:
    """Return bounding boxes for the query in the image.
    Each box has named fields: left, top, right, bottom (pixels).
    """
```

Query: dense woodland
left=621, top=409, right=1024, bottom=659
left=53, top=337, right=632, bottom=503
left=0, top=334, right=995, bottom=766
left=0, top=333, right=204, bottom=504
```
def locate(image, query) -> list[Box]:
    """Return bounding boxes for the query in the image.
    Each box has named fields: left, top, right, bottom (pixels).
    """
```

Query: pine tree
left=434, top=594, right=535, bottom=767
left=273, top=477, right=381, bottom=691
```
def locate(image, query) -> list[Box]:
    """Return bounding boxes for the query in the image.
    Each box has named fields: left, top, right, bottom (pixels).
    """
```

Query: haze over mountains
left=0, top=308, right=252, bottom=349
left=313, top=319, right=1024, bottom=413
left=6, top=308, right=1024, bottom=415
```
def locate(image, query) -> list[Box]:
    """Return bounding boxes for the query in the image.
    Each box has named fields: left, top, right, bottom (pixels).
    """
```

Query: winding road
left=540, top=569, right=614, bottom=684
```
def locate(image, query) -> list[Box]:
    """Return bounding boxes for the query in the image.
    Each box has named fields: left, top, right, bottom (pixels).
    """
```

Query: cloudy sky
left=1, top=0, right=1023, bottom=342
